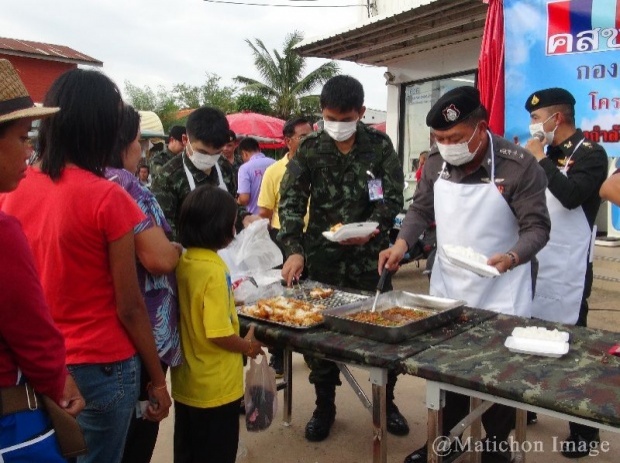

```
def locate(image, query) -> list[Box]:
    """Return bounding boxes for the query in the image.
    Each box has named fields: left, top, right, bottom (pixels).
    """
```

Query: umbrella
left=370, top=121, right=386, bottom=133
left=478, top=0, right=505, bottom=136
left=226, top=111, right=286, bottom=149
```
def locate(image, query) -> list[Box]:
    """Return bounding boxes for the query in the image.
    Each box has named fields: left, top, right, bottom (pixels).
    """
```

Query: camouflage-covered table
left=239, top=308, right=496, bottom=463
left=401, top=314, right=620, bottom=462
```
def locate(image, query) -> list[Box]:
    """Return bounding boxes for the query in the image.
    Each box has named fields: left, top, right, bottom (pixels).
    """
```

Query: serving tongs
left=371, top=267, right=390, bottom=312
left=294, top=277, right=309, bottom=301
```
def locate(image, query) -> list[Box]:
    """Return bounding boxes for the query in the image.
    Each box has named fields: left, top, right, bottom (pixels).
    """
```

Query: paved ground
left=151, top=256, right=620, bottom=463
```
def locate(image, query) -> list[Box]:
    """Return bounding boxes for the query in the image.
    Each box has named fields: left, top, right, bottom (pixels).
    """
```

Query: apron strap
left=182, top=157, right=197, bottom=191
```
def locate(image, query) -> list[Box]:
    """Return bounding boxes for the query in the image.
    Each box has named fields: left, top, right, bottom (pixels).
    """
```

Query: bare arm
left=135, top=224, right=180, bottom=275
left=109, top=231, right=171, bottom=421
left=600, top=174, right=620, bottom=206
left=258, top=207, right=273, bottom=221
left=210, top=325, right=264, bottom=359
left=237, top=193, right=251, bottom=206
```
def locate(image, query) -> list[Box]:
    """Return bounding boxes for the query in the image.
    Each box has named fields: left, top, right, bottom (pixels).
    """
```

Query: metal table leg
left=282, top=348, right=293, bottom=425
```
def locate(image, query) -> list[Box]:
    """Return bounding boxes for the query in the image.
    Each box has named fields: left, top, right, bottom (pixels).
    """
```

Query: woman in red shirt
left=0, top=68, right=171, bottom=463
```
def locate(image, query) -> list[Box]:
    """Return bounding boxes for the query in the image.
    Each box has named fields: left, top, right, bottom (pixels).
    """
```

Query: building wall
left=361, top=108, right=386, bottom=124
left=0, top=54, right=75, bottom=102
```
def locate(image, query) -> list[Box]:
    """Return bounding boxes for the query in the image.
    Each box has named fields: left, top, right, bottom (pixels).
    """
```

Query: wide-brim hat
left=0, top=59, right=59, bottom=124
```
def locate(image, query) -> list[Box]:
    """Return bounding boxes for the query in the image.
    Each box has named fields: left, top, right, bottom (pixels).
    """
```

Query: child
left=173, top=185, right=264, bottom=463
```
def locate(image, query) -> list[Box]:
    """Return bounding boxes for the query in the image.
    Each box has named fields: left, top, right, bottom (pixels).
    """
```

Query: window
left=400, top=72, right=476, bottom=173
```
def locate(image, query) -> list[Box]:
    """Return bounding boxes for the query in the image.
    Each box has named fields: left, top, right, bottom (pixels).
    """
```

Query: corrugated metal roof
left=0, top=37, right=102, bottom=66
left=294, top=0, right=487, bottom=66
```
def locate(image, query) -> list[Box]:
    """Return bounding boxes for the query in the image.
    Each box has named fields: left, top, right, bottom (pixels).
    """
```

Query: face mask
left=187, top=140, right=220, bottom=170
left=323, top=120, right=357, bottom=142
left=529, top=113, right=558, bottom=145
left=436, top=125, right=482, bottom=166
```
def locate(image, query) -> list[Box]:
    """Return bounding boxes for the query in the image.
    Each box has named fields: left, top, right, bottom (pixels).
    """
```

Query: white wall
left=362, top=108, right=387, bottom=124
left=384, top=38, right=482, bottom=149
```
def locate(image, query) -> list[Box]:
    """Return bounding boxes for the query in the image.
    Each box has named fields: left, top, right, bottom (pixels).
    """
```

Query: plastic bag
left=219, top=219, right=283, bottom=277
left=244, top=356, right=278, bottom=432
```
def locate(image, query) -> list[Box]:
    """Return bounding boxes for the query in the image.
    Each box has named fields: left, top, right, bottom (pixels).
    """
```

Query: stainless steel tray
left=322, top=291, right=466, bottom=343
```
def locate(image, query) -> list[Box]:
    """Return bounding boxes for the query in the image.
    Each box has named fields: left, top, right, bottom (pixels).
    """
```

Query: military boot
left=386, top=374, right=409, bottom=436
left=304, top=384, right=336, bottom=442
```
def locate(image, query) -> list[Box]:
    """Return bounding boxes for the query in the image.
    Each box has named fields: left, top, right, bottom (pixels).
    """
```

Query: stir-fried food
left=345, top=306, right=431, bottom=327
left=308, top=287, right=335, bottom=299
left=240, top=296, right=326, bottom=327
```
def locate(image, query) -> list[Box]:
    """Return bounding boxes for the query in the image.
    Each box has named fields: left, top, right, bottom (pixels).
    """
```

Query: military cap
left=168, top=125, right=186, bottom=142
left=426, top=86, right=481, bottom=130
left=227, top=129, right=236, bottom=143
left=525, top=87, right=576, bottom=112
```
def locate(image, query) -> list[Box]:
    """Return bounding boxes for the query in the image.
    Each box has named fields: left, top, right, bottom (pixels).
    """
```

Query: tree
left=235, top=31, right=340, bottom=120
left=172, top=73, right=237, bottom=114
left=235, top=93, right=271, bottom=114
left=124, top=81, right=179, bottom=132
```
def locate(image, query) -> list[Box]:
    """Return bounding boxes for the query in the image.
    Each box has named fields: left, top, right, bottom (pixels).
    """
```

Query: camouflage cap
left=426, top=86, right=481, bottom=130
left=525, top=87, right=576, bottom=112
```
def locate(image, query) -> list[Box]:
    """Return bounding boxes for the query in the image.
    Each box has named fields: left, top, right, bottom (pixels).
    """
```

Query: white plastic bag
left=219, top=219, right=283, bottom=277
left=244, top=356, right=278, bottom=432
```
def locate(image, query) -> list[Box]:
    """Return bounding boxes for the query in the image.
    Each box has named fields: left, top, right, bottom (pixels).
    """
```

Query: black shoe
left=269, top=354, right=284, bottom=379
left=403, top=442, right=461, bottom=463
left=304, top=406, right=336, bottom=442
left=560, top=433, right=601, bottom=458
left=386, top=403, right=410, bottom=436
left=527, top=411, right=538, bottom=425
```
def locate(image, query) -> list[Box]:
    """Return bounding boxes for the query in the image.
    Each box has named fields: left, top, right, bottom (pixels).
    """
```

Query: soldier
left=151, top=107, right=252, bottom=241
left=150, top=125, right=186, bottom=177
left=380, top=86, right=550, bottom=463
left=221, top=129, right=242, bottom=194
left=524, top=87, right=608, bottom=458
left=278, top=75, right=408, bottom=441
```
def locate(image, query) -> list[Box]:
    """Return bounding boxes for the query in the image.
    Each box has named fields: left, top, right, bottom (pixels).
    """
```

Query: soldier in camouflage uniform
left=149, top=125, right=186, bottom=178
left=221, top=129, right=242, bottom=195
left=278, top=75, right=407, bottom=442
left=151, top=108, right=250, bottom=241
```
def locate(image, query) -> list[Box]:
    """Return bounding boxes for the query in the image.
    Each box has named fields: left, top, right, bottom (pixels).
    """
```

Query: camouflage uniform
left=279, top=123, right=404, bottom=385
left=151, top=153, right=245, bottom=241
left=149, top=149, right=176, bottom=177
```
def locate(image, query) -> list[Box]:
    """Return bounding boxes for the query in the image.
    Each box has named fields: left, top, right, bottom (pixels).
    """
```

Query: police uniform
left=151, top=153, right=242, bottom=241
left=278, top=122, right=406, bottom=436
left=399, top=87, right=551, bottom=463
left=525, top=87, right=608, bottom=454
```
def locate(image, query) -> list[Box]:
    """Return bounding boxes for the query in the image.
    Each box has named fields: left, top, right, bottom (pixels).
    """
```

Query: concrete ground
left=151, top=256, right=620, bottom=463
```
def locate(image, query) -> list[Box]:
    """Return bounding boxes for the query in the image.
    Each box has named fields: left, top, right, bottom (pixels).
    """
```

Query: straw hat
left=0, top=59, right=59, bottom=124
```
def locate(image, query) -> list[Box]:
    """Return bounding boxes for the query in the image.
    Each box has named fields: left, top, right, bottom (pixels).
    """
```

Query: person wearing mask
left=257, top=116, right=313, bottom=376
left=0, top=58, right=85, bottom=461
left=279, top=75, right=408, bottom=442
left=237, top=137, right=275, bottom=215
left=151, top=107, right=254, bottom=241
left=524, top=87, right=608, bottom=458
left=380, top=86, right=550, bottom=463
left=0, top=68, right=171, bottom=463
left=221, top=129, right=242, bottom=194
left=150, top=125, right=186, bottom=177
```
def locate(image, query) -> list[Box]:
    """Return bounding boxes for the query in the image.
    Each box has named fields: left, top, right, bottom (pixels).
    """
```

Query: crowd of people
left=0, top=55, right=615, bottom=463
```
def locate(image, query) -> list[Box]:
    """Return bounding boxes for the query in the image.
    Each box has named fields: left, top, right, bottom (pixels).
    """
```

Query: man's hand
left=339, top=229, right=379, bottom=246
left=60, top=374, right=85, bottom=417
left=378, top=238, right=408, bottom=274
left=487, top=253, right=514, bottom=274
left=282, top=254, right=304, bottom=286
left=242, top=214, right=261, bottom=228
left=524, top=138, right=546, bottom=161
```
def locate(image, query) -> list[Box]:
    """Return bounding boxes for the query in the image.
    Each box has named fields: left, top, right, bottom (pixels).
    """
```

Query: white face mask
left=436, top=125, right=482, bottom=166
left=187, top=139, right=221, bottom=170
left=323, top=120, right=357, bottom=142
left=529, top=112, right=558, bottom=145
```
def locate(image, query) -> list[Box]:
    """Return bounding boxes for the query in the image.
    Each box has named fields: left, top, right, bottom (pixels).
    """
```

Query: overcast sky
left=1, top=0, right=388, bottom=110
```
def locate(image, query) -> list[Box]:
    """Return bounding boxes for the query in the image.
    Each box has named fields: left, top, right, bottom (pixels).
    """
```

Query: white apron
left=430, top=132, right=533, bottom=317
left=531, top=139, right=592, bottom=324
left=183, top=156, right=228, bottom=192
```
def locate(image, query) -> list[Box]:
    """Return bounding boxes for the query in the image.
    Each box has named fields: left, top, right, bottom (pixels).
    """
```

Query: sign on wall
left=504, top=0, right=619, bottom=157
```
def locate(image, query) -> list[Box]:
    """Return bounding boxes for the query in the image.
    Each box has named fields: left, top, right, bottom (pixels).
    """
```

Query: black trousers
left=121, top=361, right=168, bottom=463
left=173, top=399, right=242, bottom=463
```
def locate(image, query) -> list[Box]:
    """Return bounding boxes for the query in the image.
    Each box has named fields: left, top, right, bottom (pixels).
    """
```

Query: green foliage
left=236, top=93, right=272, bottom=114
left=235, top=31, right=340, bottom=120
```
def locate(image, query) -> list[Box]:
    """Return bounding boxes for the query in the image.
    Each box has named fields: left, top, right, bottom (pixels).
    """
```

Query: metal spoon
left=371, top=267, right=390, bottom=312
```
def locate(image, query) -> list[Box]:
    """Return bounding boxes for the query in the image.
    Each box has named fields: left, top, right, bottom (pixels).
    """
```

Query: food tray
left=322, top=291, right=466, bottom=343
left=238, top=286, right=368, bottom=330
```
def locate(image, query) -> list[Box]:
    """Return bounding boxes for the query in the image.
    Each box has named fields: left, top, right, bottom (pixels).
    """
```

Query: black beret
left=525, top=87, right=576, bottom=112
left=227, top=129, right=236, bottom=143
left=168, top=125, right=186, bottom=142
left=426, top=86, right=481, bottom=130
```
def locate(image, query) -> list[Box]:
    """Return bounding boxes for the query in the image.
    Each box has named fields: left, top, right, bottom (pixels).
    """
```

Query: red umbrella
left=478, top=0, right=505, bottom=136
left=370, top=121, right=386, bottom=133
left=226, top=111, right=286, bottom=149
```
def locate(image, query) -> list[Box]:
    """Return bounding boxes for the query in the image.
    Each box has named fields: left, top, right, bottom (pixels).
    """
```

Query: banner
left=504, top=0, right=620, bottom=157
